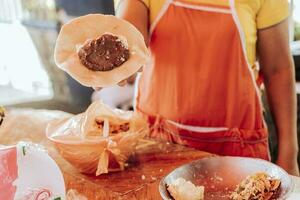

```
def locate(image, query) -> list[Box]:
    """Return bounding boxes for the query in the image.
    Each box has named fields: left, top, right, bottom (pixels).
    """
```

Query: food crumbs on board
left=159, top=169, right=163, bottom=172
left=141, top=175, right=146, bottom=180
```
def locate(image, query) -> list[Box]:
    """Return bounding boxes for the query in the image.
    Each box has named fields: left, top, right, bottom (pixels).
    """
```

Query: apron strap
left=172, top=1, right=231, bottom=13
left=149, top=0, right=173, bottom=36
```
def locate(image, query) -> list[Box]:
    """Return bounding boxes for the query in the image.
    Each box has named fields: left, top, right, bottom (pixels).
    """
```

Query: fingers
left=93, top=87, right=102, bottom=91
left=127, top=73, right=137, bottom=84
left=93, top=81, right=127, bottom=89
left=118, top=79, right=127, bottom=86
left=94, top=66, right=144, bottom=89
left=138, top=66, right=143, bottom=72
left=126, top=66, right=143, bottom=85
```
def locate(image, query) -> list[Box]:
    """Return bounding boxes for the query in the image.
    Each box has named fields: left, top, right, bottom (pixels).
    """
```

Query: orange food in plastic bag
left=54, top=14, right=149, bottom=87
left=46, top=101, right=148, bottom=176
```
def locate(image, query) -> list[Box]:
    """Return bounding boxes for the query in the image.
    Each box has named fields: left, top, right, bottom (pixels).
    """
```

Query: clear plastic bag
left=0, top=142, right=66, bottom=200
left=66, top=189, right=87, bottom=200
left=46, top=101, right=148, bottom=176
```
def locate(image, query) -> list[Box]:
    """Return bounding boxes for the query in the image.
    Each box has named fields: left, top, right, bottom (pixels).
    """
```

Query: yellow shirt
left=115, top=0, right=289, bottom=69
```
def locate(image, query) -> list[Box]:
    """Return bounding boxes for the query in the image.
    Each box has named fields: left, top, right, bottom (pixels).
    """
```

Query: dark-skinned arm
left=258, top=19, right=299, bottom=176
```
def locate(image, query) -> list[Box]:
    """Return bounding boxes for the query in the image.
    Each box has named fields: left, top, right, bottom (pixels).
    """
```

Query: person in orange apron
left=115, top=0, right=299, bottom=175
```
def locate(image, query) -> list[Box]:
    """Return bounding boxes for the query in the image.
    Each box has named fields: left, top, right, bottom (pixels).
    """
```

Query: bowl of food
left=159, top=156, right=294, bottom=200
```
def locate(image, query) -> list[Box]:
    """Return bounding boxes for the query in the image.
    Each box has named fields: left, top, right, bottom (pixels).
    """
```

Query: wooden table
left=50, top=140, right=212, bottom=200
left=0, top=109, right=212, bottom=200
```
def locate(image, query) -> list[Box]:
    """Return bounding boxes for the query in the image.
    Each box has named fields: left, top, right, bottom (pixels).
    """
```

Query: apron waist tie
left=148, top=117, right=268, bottom=145
left=229, top=127, right=245, bottom=148
left=146, top=115, right=270, bottom=160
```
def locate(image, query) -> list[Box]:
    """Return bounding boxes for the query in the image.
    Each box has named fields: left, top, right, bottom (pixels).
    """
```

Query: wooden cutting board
left=49, top=140, right=212, bottom=200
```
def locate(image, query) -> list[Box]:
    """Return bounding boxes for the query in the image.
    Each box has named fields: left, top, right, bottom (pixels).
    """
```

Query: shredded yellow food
left=230, top=172, right=281, bottom=200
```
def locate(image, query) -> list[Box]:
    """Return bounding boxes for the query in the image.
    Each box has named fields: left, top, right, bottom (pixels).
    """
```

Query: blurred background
left=0, top=0, right=129, bottom=113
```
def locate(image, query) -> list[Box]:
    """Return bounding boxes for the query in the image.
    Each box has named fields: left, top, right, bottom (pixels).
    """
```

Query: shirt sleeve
left=138, top=0, right=150, bottom=8
left=256, top=0, right=289, bottom=29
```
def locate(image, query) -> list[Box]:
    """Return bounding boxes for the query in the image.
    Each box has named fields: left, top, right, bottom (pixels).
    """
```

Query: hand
left=276, top=154, right=299, bottom=176
left=93, top=67, right=143, bottom=91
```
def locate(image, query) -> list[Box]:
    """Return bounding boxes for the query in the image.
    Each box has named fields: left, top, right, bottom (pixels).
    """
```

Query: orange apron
left=136, top=0, right=270, bottom=160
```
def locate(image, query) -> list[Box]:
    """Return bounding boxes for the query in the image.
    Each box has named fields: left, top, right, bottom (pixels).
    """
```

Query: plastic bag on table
left=0, top=142, right=65, bottom=200
left=66, top=189, right=87, bottom=200
left=46, top=101, right=148, bottom=176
